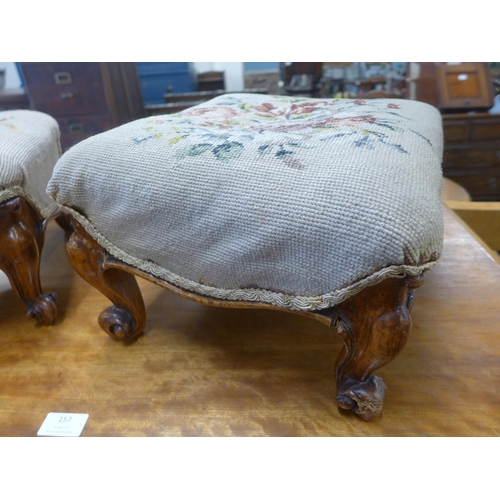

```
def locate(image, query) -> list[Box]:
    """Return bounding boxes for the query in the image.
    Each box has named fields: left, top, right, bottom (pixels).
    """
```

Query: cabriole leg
left=332, top=275, right=424, bottom=421
left=0, top=197, right=57, bottom=325
left=65, top=217, right=146, bottom=340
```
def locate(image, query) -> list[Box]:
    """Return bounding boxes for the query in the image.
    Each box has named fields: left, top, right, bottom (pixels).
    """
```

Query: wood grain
left=0, top=204, right=499, bottom=436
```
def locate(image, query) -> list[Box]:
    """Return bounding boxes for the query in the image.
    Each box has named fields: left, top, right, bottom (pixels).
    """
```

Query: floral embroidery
left=130, top=95, right=433, bottom=167
left=131, top=124, right=163, bottom=144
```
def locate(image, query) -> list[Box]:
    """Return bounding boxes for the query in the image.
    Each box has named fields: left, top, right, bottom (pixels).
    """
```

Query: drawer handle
left=60, top=92, right=76, bottom=99
left=68, top=124, right=85, bottom=134
left=54, top=72, right=72, bottom=85
left=486, top=178, right=498, bottom=188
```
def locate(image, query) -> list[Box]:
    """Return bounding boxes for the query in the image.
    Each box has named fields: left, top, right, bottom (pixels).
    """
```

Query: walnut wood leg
left=55, top=212, right=73, bottom=233
left=0, top=197, right=57, bottom=325
left=65, top=218, right=146, bottom=340
left=331, top=275, right=424, bottom=421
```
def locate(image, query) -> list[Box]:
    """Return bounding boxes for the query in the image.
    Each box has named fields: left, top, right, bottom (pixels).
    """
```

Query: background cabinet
left=415, top=62, right=500, bottom=200
left=442, top=113, right=500, bottom=200
left=18, top=62, right=144, bottom=151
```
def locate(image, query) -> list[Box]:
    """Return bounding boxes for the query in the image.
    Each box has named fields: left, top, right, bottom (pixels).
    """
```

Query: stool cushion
left=47, top=94, right=444, bottom=311
left=0, top=110, right=61, bottom=218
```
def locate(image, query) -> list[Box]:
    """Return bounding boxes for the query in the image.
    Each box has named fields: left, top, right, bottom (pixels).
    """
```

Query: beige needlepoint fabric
left=48, top=94, right=444, bottom=311
left=0, top=109, right=61, bottom=218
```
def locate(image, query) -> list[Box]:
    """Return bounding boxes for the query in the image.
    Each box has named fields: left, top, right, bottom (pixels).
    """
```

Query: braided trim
left=0, top=186, right=58, bottom=219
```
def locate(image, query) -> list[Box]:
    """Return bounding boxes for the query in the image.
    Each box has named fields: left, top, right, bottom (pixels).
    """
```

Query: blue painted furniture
left=136, top=63, right=195, bottom=105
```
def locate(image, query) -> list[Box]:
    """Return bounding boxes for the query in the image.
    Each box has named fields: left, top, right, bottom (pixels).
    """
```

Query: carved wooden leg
left=332, top=275, right=424, bottom=421
left=65, top=217, right=146, bottom=340
left=55, top=212, right=73, bottom=233
left=0, top=197, right=57, bottom=325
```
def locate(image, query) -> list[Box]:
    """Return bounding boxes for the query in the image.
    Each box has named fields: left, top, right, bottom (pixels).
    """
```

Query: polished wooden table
left=0, top=205, right=499, bottom=436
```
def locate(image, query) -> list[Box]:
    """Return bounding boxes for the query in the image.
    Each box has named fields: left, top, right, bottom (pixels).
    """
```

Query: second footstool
left=0, top=110, right=60, bottom=324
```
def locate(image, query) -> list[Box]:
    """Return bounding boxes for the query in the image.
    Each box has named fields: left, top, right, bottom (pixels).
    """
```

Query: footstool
left=0, top=110, right=60, bottom=324
left=47, top=94, right=444, bottom=420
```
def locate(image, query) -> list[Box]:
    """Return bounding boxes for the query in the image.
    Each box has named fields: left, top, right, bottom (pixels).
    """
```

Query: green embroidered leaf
left=213, top=141, right=244, bottom=161
left=187, top=143, right=212, bottom=156
left=168, top=135, right=185, bottom=145
left=239, top=102, right=253, bottom=110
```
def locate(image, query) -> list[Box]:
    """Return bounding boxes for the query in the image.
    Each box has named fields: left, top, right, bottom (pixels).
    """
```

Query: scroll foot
left=65, top=217, right=146, bottom=340
left=331, top=275, right=424, bottom=420
left=0, top=197, right=57, bottom=325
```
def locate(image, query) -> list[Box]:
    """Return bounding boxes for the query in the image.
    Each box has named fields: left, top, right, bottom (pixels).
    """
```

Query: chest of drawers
left=18, top=62, right=144, bottom=151
left=442, top=112, right=500, bottom=200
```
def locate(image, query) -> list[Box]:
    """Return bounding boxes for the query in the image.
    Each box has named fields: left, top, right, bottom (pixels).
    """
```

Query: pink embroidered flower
left=354, top=100, right=366, bottom=105
left=251, top=114, right=378, bottom=133
left=254, top=102, right=286, bottom=118
left=256, top=101, right=338, bottom=118
left=289, top=102, right=321, bottom=114
left=183, top=106, right=238, bottom=120
left=255, top=103, right=276, bottom=112
left=387, top=103, right=401, bottom=109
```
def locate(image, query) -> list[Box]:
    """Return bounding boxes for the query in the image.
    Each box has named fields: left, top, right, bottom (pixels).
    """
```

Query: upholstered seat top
left=0, top=109, right=61, bottom=218
left=48, top=94, right=444, bottom=311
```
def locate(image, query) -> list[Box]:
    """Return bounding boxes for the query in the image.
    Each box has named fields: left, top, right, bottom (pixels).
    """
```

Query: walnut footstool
left=0, top=110, right=60, bottom=324
left=47, top=94, right=444, bottom=420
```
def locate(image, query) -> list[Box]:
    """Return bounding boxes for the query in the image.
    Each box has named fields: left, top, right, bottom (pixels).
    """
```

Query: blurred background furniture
left=197, top=71, right=225, bottom=92
left=17, top=62, right=145, bottom=151
left=436, top=63, right=494, bottom=112
left=416, top=63, right=499, bottom=201
left=145, top=88, right=269, bottom=116
left=282, top=62, right=323, bottom=97
left=136, top=62, right=195, bottom=105
left=442, top=112, right=500, bottom=201
left=243, top=62, right=280, bottom=95
left=318, top=62, right=408, bottom=98
left=417, top=62, right=494, bottom=112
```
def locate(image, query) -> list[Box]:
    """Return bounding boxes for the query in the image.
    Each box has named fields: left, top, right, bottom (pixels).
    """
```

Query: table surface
left=0, top=204, right=499, bottom=436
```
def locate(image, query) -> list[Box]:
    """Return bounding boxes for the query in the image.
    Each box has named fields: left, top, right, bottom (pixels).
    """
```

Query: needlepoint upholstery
left=47, top=94, right=444, bottom=311
left=0, top=110, right=61, bottom=218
